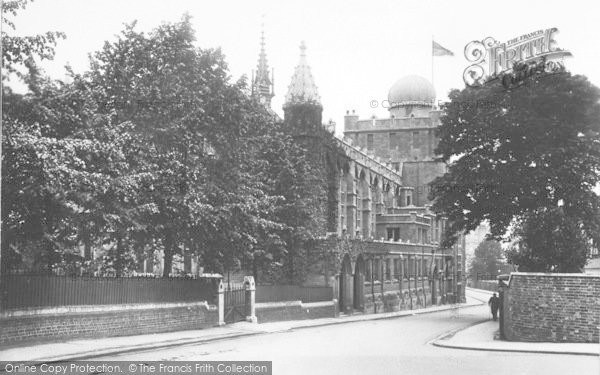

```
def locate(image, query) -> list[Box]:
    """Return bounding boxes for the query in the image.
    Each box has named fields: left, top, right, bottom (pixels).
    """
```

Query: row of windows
left=385, top=228, right=430, bottom=243
left=364, top=258, right=448, bottom=281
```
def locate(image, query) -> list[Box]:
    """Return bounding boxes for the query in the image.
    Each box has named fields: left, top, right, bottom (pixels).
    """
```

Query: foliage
left=2, top=9, right=335, bottom=282
left=85, top=16, right=290, bottom=276
left=430, top=71, right=600, bottom=271
left=1, top=0, right=65, bottom=80
left=505, top=207, right=589, bottom=272
left=2, top=2, right=151, bottom=275
left=468, top=239, right=511, bottom=278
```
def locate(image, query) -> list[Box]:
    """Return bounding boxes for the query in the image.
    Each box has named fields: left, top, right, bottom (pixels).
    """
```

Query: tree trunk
left=115, top=232, right=123, bottom=277
left=83, top=222, right=93, bottom=261
left=163, top=230, right=174, bottom=277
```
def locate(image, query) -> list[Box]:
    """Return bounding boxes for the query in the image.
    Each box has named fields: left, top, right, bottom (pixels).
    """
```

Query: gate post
left=244, top=276, right=257, bottom=323
left=218, top=280, right=225, bottom=326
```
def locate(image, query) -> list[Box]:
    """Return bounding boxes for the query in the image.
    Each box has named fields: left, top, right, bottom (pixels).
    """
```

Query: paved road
left=97, top=291, right=599, bottom=375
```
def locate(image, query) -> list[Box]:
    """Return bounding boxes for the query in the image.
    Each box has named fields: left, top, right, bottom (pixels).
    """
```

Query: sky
left=6, top=0, right=600, bottom=135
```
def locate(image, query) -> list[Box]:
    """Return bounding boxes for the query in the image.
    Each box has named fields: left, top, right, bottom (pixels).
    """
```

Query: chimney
left=344, top=109, right=359, bottom=131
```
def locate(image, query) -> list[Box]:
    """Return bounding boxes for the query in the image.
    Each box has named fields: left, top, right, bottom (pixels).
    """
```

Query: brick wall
left=503, top=273, right=600, bottom=343
left=0, top=302, right=218, bottom=346
left=256, top=301, right=337, bottom=323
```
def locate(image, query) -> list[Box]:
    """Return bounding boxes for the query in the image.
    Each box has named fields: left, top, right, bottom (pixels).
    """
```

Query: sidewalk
left=0, top=300, right=480, bottom=362
left=433, top=288, right=600, bottom=357
left=5, top=288, right=595, bottom=362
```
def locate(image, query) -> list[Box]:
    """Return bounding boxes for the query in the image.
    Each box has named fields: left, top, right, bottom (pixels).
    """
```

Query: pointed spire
left=284, top=41, right=321, bottom=107
left=252, top=19, right=274, bottom=107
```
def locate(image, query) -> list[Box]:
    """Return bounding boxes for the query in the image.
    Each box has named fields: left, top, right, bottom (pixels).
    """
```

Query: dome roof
left=387, top=75, right=435, bottom=107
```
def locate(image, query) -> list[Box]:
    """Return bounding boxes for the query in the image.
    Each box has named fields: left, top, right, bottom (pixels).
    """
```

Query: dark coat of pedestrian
left=488, top=293, right=500, bottom=321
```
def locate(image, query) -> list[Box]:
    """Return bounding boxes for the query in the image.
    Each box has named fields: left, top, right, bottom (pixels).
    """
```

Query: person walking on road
left=488, top=293, right=500, bottom=321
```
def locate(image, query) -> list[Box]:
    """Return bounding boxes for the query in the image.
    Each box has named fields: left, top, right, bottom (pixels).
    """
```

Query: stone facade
left=257, top=41, right=466, bottom=312
left=502, top=273, right=600, bottom=343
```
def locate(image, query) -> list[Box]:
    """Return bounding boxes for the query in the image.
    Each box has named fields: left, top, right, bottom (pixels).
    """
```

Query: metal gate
left=224, top=283, right=247, bottom=324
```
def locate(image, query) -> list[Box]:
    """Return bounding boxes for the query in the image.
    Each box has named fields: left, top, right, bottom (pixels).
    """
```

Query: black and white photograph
left=1, top=0, right=599, bottom=374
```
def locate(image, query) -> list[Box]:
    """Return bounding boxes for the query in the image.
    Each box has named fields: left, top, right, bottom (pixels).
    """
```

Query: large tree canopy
left=2, top=8, right=326, bottom=281
left=430, top=71, right=600, bottom=270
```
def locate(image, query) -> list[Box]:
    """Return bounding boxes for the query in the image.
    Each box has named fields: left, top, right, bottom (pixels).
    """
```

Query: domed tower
left=283, top=41, right=323, bottom=136
left=387, top=75, right=436, bottom=118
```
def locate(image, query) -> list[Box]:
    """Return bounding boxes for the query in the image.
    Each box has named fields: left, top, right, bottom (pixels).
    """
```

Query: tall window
left=389, top=132, right=396, bottom=150
left=386, top=260, right=392, bottom=280
left=355, top=184, right=360, bottom=235
left=367, top=134, right=374, bottom=151
left=387, top=227, right=400, bottom=241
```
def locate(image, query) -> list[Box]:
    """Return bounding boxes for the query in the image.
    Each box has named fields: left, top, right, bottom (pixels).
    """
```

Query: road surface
left=95, top=290, right=599, bottom=375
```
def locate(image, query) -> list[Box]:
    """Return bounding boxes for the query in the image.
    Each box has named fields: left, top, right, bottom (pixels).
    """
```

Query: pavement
left=1, top=288, right=598, bottom=362
left=432, top=288, right=600, bottom=357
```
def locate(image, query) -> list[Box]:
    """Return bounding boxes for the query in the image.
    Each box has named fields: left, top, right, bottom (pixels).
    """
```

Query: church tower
left=283, top=41, right=323, bottom=136
left=251, top=26, right=275, bottom=108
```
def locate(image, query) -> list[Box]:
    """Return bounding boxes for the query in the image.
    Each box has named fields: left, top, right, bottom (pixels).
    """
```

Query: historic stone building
left=252, top=37, right=466, bottom=313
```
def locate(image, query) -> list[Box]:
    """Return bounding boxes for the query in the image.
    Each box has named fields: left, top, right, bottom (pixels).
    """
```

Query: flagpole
left=431, top=35, right=435, bottom=110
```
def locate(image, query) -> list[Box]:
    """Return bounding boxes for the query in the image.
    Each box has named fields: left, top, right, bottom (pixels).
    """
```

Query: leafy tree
left=2, top=1, right=148, bottom=275
left=505, top=207, right=589, bottom=272
left=2, top=75, right=147, bottom=274
left=2, top=0, right=65, bottom=81
left=468, top=239, right=511, bottom=279
left=2, top=7, right=341, bottom=282
left=87, top=17, right=285, bottom=277
left=430, top=71, right=600, bottom=271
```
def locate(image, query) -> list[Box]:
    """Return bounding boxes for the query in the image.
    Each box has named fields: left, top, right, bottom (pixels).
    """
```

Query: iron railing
left=0, top=274, right=218, bottom=310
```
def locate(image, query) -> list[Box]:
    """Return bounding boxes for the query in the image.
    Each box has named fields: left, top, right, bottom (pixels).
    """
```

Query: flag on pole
left=432, top=40, right=454, bottom=56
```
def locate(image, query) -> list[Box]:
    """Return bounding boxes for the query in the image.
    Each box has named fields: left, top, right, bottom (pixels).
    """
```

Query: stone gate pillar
left=244, top=276, right=257, bottom=323
left=217, top=280, right=225, bottom=326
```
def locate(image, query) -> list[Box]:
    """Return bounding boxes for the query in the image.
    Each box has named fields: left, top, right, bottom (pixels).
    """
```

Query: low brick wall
left=503, top=273, right=600, bottom=343
left=256, top=301, right=337, bottom=323
left=0, top=302, right=218, bottom=346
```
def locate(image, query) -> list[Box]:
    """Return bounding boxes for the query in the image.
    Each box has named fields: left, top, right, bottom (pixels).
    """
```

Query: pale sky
left=6, top=0, right=600, bottom=135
